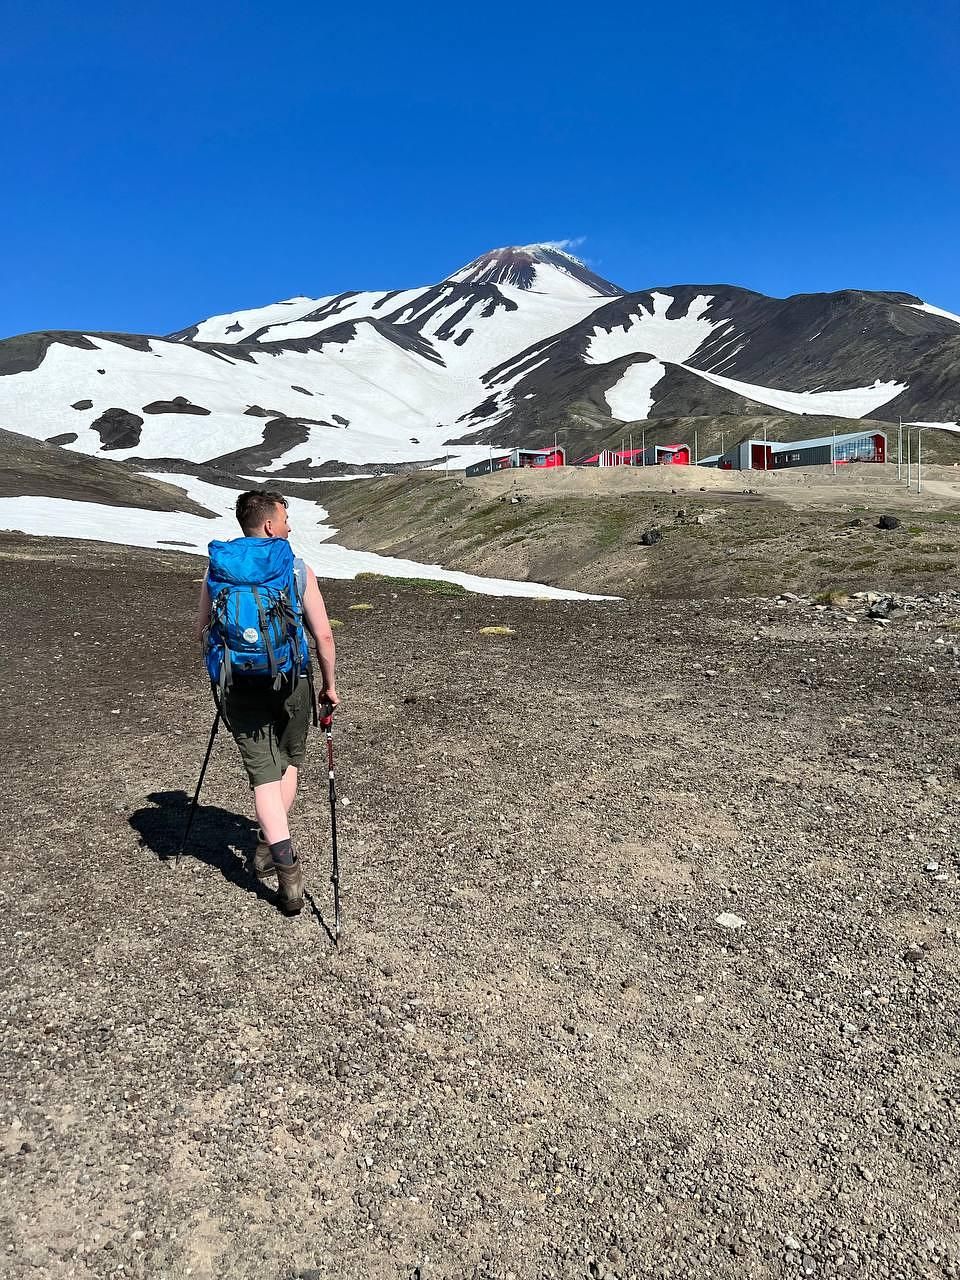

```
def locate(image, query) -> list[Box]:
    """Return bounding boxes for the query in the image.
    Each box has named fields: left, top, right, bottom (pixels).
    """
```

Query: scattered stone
left=715, top=912, right=746, bottom=930
left=877, top=514, right=901, bottom=530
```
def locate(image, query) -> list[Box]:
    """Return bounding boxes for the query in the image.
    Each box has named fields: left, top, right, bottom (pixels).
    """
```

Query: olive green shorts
left=223, top=676, right=311, bottom=788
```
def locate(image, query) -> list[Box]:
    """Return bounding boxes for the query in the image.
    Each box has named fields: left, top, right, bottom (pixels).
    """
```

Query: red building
left=579, top=443, right=690, bottom=466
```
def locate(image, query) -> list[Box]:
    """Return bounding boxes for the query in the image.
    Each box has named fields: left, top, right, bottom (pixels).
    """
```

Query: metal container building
left=464, top=447, right=565, bottom=478
left=704, top=429, right=887, bottom=470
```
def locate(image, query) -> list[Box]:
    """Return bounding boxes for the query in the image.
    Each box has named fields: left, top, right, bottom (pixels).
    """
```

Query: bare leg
left=253, top=781, right=289, bottom=844
left=280, top=765, right=299, bottom=815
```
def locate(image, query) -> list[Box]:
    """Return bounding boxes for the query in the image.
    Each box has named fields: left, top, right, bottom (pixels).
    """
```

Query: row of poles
left=455, top=420, right=936, bottom=484
left=896, top=416, right=935, bottom=494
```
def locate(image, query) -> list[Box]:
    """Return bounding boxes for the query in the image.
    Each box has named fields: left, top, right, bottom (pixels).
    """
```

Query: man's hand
left=322, top=686, right=341, bottom=709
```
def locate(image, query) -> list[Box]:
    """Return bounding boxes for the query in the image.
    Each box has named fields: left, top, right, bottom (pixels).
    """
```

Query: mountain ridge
left=1, top=245, right=959, bottom=479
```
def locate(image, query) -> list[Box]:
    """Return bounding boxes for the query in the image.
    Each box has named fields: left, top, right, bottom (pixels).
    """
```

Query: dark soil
left=0, top=533, right=958, bottom=1278
left=0, top=429, right=215, bottom=515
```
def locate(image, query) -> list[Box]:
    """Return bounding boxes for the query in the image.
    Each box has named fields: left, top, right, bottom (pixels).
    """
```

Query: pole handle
left=319, top=698, right=335, bottom=730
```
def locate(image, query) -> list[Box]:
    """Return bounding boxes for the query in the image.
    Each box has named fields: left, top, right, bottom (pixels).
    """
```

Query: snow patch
left=189, top=297, right=319, bottom=343
left=604, top=360, right=666, bottom=422
left=677, top=363, right=907, bottom=418
left=907, top=302, right=960, bottom=326
left=586, top=293, right=724, bottom=366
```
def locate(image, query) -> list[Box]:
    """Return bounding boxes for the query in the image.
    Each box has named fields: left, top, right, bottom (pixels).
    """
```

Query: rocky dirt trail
left=1, top=535, right=958, bottom=1280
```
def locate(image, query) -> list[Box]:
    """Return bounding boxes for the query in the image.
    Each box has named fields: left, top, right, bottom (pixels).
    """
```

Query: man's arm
left=195, top=578, right=211, bottom=642
left=301, top=567, right=339, bottom=706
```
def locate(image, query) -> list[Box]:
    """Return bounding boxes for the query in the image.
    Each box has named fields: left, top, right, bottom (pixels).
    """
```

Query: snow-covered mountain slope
left=0, top=246, right=629, bottom=475
left=3, top=246, right=960, bottom=481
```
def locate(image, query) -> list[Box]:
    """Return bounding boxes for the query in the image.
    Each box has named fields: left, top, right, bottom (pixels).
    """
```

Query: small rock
left=715, top=912, right=746, bottom=930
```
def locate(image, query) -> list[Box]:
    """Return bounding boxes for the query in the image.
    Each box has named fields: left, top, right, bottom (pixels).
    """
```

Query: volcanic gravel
left=0, top=535, right=958, bottom=1280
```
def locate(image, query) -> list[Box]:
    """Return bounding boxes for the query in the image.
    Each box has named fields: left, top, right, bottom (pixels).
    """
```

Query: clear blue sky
left=2, top=0, right=958, bottom=339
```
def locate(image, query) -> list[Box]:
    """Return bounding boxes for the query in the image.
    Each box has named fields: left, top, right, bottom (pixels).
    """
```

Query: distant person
left=195, top=490, right=339, bottom=914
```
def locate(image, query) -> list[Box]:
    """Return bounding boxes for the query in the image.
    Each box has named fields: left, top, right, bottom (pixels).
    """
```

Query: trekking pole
left=176, top=709, right=221, bottom=867
left=319, top=700, right=341, bottom=942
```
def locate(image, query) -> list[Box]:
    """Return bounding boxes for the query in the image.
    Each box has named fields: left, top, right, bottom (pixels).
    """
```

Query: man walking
left=195, top=490, right=339, bottom=914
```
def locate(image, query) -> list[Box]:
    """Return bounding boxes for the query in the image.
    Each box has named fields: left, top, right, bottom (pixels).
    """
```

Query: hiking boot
left=249, top=829, right=276, bottom=880
left=276, top=858, right=304, bottom=915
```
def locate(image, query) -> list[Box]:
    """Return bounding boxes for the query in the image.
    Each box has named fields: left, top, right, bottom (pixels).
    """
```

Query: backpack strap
left=251, top=587, right=281, bottom=688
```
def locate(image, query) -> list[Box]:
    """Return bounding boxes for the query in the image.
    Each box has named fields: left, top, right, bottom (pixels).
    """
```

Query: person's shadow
left=129, top=791, right=338, bottom=938
left=129, top=790, right=278, bottom=904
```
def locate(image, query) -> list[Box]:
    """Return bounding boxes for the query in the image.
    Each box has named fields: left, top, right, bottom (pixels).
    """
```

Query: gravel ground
left=1, top=534, right=958, bottom=1280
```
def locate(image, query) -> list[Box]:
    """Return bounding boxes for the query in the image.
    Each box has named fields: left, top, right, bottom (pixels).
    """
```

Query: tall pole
left=694, top=429, right=699, bottom=464
left=763, top=423, right=768, bottom=470
left=642, top=428, right=646, bottom=466
left=917, top=428, right=922, bottom=495
left=897, top=416, right=902, bottom=480
left=906, top=429, right=911, bottom=488
left=832, top=427, right=837, bottom=476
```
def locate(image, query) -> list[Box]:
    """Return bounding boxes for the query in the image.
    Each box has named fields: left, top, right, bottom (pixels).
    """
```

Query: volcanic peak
left=448, top=244, right=622, bottom=297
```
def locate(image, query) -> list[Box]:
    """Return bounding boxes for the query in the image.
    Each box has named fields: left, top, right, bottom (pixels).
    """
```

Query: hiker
left=195, top=489, right=339, bottom=915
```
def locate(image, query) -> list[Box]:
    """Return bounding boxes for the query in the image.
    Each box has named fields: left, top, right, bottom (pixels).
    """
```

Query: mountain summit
left=446, top=244, right=622, bottom=298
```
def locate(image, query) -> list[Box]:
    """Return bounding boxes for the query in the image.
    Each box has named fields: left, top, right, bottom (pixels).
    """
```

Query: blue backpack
left=203, top=537, right=310, bottom=695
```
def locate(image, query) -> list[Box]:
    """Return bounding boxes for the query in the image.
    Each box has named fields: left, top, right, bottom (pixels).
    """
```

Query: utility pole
left=694, top=430, right=699, bottom=465
left=641, top=428, right=646, bottom=466
left=762, top=422, right=768, bottom=470
left=906, top=429, right=911, bottom=488
left=832, top=427, right=837, bottom=476
left=897, top=416, right=902, bottom=480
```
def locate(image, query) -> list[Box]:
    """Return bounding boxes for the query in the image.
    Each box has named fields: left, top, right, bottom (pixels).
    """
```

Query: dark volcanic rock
left=0, top=331, right=98, bottom=376
left=90, top=407, right=144, bottom=451
left=45, top=432, right=78, bottom=446
left=71, top=399, right=93, bottom=410
left=141, top=396, right=210, bottom=416
left=207, top=416, right=313, bottom=471
left=878, top=514, right=902, bottom=530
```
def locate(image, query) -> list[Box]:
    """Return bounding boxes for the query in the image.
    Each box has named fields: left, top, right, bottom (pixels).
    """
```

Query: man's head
left=235, top=490, right=291, bottom=539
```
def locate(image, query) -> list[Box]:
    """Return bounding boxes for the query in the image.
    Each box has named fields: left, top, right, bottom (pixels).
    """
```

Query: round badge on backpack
left=243, top=627, right=259, bottom=643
